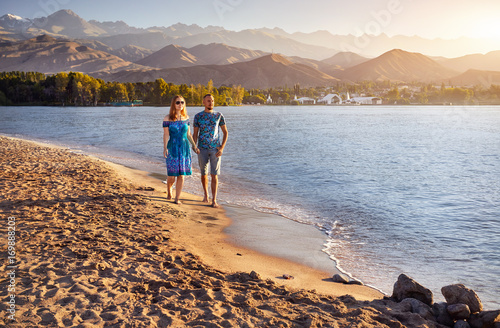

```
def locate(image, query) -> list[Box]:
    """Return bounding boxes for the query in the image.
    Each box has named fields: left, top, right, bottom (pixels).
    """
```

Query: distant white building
left=349, top=97, right=382, bottom=105
left=294, top=95, right=316, bottom=104
left=318, top=93, right=382, bottom=105
left=267, top=94, right=272, bottom=104
left=318, top=94, right=342, bottom=105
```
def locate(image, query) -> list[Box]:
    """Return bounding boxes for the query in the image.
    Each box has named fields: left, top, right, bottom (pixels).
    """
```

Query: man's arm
left=216, top=125, right=228, bottom=157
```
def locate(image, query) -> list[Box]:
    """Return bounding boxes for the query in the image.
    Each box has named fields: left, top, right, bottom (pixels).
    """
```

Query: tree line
left=1, top=71, right=500, bottom=106
left=0, top=71, right=245, bottom=106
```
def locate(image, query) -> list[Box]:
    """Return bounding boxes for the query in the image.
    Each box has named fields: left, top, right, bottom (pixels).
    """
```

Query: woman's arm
left=163, top=124, right=170, bottom=158
left=192, top=126, right=199, bottom=145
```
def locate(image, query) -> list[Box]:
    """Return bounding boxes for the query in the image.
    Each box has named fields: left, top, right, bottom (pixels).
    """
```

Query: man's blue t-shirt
left=193, top=111, right=226, bottom=150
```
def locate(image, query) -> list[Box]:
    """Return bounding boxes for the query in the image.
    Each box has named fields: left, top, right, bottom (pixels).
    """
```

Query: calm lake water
left=1, top=105, right=499, bottom=309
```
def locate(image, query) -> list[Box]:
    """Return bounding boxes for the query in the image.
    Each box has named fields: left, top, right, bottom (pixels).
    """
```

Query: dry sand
left=0, top=136, right=446, bottom=327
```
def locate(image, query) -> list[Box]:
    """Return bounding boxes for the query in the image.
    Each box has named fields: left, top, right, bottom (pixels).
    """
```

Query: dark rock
left=454, top=320, right=471, bottom=328
left=401, top=298, right=436, bottom=321
left=347, top=279, right=364, bottom=286
left=332, top=273, right=350, bottom=284
left=469, top=310, right=500, bottom=328
left=441, top=284, right=483, bottom=313
left=249, top=271, right=261, bottom=280
left=433, top=302, right=455, bottom=327
left=368, top=299, right=450, bottom=328
left=391, top=274, right=433, bottom=306
left=447, top=303, right=471, bottom=320
left=395, top=299, right=413, bottom=312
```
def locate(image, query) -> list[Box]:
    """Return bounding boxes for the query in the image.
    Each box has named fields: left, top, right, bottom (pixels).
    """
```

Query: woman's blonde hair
left=169, top=95, right=188, bottom=121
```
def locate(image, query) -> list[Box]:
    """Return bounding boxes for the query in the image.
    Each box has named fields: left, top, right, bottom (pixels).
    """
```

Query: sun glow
left=468, top=18, right=500, bottom=41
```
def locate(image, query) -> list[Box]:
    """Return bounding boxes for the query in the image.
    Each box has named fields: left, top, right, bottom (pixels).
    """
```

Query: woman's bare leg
left=166, top=176, right=175, bottom=200
left=175, top=176, right=184, bottom=204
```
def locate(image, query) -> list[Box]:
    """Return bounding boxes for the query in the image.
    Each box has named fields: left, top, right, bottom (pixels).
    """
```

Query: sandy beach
left=1, top=136, right=449, bottom=327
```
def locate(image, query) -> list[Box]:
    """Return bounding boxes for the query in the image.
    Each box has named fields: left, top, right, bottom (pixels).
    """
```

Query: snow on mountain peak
left=1, top=14, right=28, bottom=22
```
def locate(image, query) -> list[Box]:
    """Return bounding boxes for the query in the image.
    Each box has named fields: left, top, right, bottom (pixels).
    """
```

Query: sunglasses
left=176, top=101, right=185, bottom=105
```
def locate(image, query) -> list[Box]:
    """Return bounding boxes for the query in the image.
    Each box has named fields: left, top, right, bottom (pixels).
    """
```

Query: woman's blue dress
left=163, top=119, right=192, bottom=176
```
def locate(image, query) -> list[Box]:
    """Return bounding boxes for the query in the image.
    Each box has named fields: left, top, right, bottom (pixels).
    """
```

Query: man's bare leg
left=166, top=176, right=175, bottom=200
left=200, top=175, right=210, bottom=203
left=211, top=174, right=220, bottom=208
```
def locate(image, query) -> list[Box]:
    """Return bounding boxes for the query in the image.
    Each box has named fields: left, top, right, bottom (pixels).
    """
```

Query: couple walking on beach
left=162, top=94, right=228, bottom=207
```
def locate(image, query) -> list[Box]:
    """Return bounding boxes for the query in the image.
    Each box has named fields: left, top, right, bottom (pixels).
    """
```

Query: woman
left=163, top=95, right=199, bottom=204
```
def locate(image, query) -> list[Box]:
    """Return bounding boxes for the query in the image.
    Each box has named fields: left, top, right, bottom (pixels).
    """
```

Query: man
left=192, top=94, right=228, bottom=208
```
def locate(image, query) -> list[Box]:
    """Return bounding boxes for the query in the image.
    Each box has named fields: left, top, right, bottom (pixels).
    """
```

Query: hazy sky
left=2, top=0, right=500, bottom=40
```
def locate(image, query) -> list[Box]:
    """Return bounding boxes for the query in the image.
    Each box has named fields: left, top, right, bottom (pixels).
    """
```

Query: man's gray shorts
left=198, top=148, right=221, bottom=175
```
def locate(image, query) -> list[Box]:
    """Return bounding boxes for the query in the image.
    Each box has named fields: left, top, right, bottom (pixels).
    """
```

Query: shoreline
left=3, top=132, right=498, bottom=310
left=101, top=143, right=383, bottom=301
left=1, top=136, right=389, bottom=326
left=1, top=132, right=380, bottom=296
left=3, top=136, right=496, bottom=327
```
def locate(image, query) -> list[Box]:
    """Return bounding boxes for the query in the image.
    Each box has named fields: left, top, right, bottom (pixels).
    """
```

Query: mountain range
left=337, top=49, right=458, bottom=83
left=1, top=10, right=500, bottom=88
left=103, top=54, right=340, bottom=89
left=136, top=43, right=267, bottom=68
left=0, top=35, right=145, bottom=74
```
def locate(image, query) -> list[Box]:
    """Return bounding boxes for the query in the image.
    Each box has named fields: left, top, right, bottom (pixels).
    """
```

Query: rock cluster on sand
left=385, top=274, right=500, bottom=328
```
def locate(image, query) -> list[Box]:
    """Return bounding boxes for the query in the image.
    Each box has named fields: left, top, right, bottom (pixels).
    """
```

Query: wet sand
left=223, top=205, right=341, bottom=275
left=0, top=136, right=443, bottom=327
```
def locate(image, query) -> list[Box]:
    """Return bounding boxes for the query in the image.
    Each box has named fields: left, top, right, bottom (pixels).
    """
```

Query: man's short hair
left=203, top=93, right=214, bottom=99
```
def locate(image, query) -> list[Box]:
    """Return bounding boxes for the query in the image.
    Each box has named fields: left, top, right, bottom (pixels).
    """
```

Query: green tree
left=443, top=87, right=472, bottom=104
left=217, top=86, right=233, bottom=105
left=387, top=87, right=400, bottom=104
left=416, top=93, right=428, bottom=104
left=196, top=84, right=206, bottom=105
left=387, top=87, right=400, bottom=98
left=243, top=95, right=266, bottom=104
left=134, top=82, right=154, bottom=103
left=188, top=84, right=198, bottom=105
left=206, top=79, right=214, bottom=95
left=153, top=78, right=168, bottom=104
left=109, top=82, right=128, bottom=102
left=293, top=83, right=300, bottom=96
left=54, top=72, right=69, bottom=105
left=178, top=84, right=190, bottom=101
left=165, top=82, right=178, bottom=100
left=231, top=85, right=244, bottom=105
left=0, top=90, right=10, bottom=105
